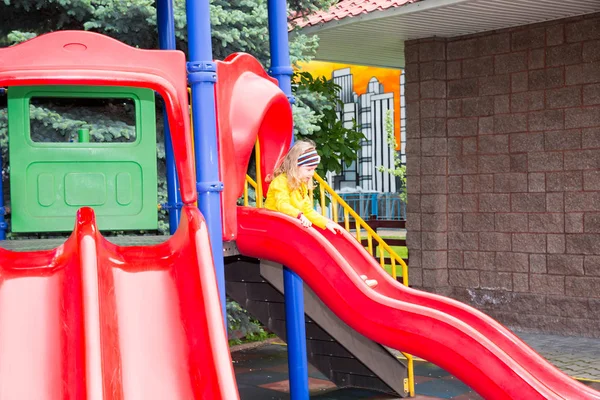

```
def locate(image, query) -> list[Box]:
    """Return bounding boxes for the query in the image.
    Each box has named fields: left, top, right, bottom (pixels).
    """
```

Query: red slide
left=0, top=206, right=238, bottom=400
left=236, top=206, right=600, bottom=400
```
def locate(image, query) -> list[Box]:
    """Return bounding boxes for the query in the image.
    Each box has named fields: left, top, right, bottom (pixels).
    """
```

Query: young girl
left=265, top=139, right=378, bottom=288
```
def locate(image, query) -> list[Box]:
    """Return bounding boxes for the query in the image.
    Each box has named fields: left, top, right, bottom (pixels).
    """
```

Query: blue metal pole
left=186, top=0, right=227, bottom=326
left=267, top=0, right=309, bottom=398
left=156, top=0, right=181, bottom=234
left=371, top=192, right=378, bottom=218
left=0, top=88, right=6, bottom=240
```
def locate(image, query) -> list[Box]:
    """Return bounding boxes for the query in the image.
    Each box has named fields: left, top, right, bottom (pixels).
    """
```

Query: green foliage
left=288, top=0, right=336, bottom=19
left=226, top=298, right=267, bottom=340
left=28, top=105, right=137, bottom=143
left=229, top=328, right=273, bottom=346
left=6, top=31, right=37, bottom=45
left=0, top=1, right=93, bottom=46
left=0, top=108, right=7, bottom=149
left=376, top=110, right=407, bottom=202
left=292, top=71, right=364, bottom=177
left=83, top=1, right=157, bottom=48
left=0, top=0, right=328, bottom=66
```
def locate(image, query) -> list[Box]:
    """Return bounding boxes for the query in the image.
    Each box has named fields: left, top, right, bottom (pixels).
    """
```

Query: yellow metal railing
left=243, top=150, right=408, bottom=283
left=313, top=174, right=409, bottom=286
left=243, top=144, right=414, bottom=397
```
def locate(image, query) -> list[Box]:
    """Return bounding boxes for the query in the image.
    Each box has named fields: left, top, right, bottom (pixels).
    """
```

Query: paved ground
left=232, top=332, right=600, bottom=400
left=518, top=331, right=600, bottom=381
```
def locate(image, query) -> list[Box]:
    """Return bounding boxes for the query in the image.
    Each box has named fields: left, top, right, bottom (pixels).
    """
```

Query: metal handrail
left=244, top=171, right=408, bottom=284
left=313, top=174, right=409, bottom=286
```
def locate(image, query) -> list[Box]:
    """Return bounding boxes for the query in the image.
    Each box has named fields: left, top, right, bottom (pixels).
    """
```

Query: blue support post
left=267, top=0, right=309, bottom=398
left=156, top=0, right=181, bottom=234
left=0, top=88, right=6, bottom=239
left=186, top=0, right=227, bottom=326
left=371, top=192, right=378, bottom=219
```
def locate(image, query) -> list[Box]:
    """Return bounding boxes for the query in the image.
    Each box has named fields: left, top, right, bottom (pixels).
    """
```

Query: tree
left=0, top=0, right=328, bottom=66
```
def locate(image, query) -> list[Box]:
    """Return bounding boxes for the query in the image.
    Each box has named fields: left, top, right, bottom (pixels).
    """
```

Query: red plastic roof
left=294, top=0, right=423, bottom=28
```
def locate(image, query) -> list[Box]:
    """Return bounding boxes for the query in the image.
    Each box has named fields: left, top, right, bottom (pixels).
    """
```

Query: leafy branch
left=292, top=71, right=364, bottom=177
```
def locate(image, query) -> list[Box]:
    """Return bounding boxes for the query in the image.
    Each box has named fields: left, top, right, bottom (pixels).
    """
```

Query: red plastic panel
left=0, top=207, right=239, bottom=399
left=236, top=206, right=600, bottom=400
left=0, top=31, right=197, bottom=204
left=215, top=53, right=292, bottom=241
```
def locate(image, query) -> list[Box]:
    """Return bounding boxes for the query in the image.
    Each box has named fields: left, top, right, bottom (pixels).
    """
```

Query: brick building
left=298, top=1, right=600, bottom=337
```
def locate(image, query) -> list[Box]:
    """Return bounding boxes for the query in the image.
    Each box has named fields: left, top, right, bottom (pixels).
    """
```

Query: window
left=29, top=96, right=137, bottom=143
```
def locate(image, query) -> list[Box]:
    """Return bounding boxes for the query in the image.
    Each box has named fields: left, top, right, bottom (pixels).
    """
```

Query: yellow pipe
left=187, top=87, right=198, bottom=207
left=255, top=142, right=263, bottom=208
left=405, top=354, right=415, bottom=396
left=188, top=87, right=194, bottom=154
left=344, top=210, right=350, bottom=231
left=332, top=199, right=339, bottom=223
left=319, top=185, right=326, bottom=217
left=246, top=175, right=258, bottom=190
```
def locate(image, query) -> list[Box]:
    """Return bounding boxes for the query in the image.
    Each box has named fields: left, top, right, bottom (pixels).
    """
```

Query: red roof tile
left=294, top=0, right=423, bottom=28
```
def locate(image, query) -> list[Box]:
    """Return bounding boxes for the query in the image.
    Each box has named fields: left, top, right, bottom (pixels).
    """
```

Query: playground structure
left=7, top=85, right=158, bottom=232
left=1, top=3, right=600, bottom=400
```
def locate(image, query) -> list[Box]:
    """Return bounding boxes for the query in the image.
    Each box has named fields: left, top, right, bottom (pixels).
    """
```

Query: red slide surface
left=236, top=206, right=600, bottom=400
left=0, top=206, right=238, bottom=400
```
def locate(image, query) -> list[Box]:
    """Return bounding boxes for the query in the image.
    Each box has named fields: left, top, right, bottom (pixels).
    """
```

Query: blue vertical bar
left=0, top=88, right=6, bottom=240
left=186, top=0, right=227, bottom=325
left=267, top=0, right=309, bottom=399
left=371, top=193, right=378, bottom=218
left=156, top=0, right=181, bottom=234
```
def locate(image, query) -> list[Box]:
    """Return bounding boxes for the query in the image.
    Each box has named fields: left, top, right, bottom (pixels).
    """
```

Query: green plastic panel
left=8, top=86, right=158, bottom=232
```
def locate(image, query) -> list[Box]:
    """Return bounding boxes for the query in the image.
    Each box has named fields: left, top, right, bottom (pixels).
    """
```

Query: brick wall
left=404, top=13, right=600, bottom=337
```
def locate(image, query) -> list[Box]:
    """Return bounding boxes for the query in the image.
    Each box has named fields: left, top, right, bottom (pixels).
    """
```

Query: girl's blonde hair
left=267, top=139, right=318, bottom=190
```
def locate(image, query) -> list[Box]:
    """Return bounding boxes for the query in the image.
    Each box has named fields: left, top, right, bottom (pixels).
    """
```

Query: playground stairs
left=225, top=255, right=410, bottom=397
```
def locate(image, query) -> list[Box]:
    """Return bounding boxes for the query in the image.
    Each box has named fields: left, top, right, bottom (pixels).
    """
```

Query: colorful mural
left=297, top=61, right=402, bottom=150
left=297, top=61, right=403, bottom=193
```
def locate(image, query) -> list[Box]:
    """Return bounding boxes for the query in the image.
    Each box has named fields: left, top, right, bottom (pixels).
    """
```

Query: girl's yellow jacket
left=265, top=174, right=328, bottom=229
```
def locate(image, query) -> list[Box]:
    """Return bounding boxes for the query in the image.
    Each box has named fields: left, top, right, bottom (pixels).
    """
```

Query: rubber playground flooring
left=232, top=339, right=600, bottom=400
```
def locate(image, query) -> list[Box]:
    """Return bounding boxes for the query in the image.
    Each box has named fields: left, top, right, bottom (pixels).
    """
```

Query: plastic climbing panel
left=8, top=85, right=158, bottom=232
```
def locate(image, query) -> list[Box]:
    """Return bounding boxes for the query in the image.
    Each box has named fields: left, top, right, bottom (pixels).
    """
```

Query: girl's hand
left=325, top=220, right=342, bottom=234
left=299, top=214, right=312, bottom=228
